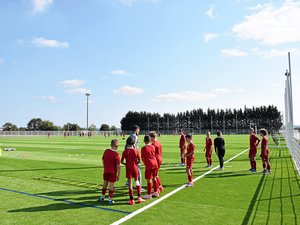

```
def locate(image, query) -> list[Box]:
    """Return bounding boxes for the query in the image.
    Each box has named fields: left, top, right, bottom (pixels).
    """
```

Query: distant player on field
left=149, top=131, right=164, bottom=193
left=121, top=136, right=145, bottom=205
left=214, top=131, right=225, bottom=170
left=204, top=131, right=213, bottom=168
left=259, top=128, right=271, bottom=174
left=185, top=134, right=195, bottom=187
left=179, top=130, right=186, bottom=166
left=141, top=135, right=159, bottom=199
left=99, top=139, right=120, bottom=205
left=248, top=128, right=260, bottom=172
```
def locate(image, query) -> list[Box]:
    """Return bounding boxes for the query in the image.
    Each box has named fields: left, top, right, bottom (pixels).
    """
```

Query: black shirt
left=214, top=137, right=225, bottom=152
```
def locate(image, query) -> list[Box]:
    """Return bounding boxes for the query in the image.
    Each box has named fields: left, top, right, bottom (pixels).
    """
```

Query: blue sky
left=1, top=0, right=300, bottom=128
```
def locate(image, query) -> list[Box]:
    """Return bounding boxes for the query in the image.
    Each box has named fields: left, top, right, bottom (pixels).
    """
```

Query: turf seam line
left=0, top=187, right=130, bottom=215
left=111, top=148, right=250, bottom=225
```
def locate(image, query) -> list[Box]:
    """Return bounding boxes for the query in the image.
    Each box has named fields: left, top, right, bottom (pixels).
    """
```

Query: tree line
left=1, top=118, right=117, bottom=132
left=120, top=105, right=283, bottom=133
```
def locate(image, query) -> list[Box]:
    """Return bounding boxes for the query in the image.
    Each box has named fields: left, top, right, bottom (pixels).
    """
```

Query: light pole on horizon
left=86, top=93, right=90, bottom=131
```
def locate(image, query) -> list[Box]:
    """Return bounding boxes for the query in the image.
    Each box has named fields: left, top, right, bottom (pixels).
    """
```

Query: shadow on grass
left=0, top=166, right=99, bottom=173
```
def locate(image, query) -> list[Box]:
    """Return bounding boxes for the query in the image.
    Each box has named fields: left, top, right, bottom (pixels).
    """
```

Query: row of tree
left=1, top=118, right=117, bottom=131
left=120, top=105, right=283, bottom=132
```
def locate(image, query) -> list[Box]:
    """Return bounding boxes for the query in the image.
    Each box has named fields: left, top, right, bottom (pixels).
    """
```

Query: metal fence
left=0, top=130, right=118, bottom=137
left=283, top=52, right=300, bottom=176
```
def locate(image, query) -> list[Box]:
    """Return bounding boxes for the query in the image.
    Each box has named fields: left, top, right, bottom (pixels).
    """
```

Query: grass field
left=0, top=134, right=299, bottom=225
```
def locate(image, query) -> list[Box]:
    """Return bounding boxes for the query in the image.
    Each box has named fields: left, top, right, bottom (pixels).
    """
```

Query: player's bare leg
left=99, top=180, right=108, bottom=202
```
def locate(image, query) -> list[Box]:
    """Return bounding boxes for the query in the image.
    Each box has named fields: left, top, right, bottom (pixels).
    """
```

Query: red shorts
left=145, top=168, right=158, bottom=179
left=180, top=146, right=186, bottom=154
left=103, top=173, right=117, bottom=182
left=126, top=168, right=138, bottom=180
left=156, top=157, right=162, bottom=169
left=260, top=149, right=269, bottom=161
left=186, top=158, right=194, bottom=169
left=249, top=148, right=257, bottom=158
left=205, top=151, right=212, bottom=158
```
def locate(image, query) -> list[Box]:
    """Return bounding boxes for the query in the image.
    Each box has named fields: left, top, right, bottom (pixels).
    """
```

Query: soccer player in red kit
left=249, top=128, right=260, bottom=172
left=204, top=131, right=213, bottom=168
left=121, top=136, right=145, bottom=205
left=99, top=139, right=120, bottom=205
left=179, top=130, right=186, bottom=166
left=185, top=134, right=195, bottom=187
left=149, top=131, right=163, bottom=193
left=141, top=135, right=159, bottom=199
left=259, top=128, right=271, bottom=174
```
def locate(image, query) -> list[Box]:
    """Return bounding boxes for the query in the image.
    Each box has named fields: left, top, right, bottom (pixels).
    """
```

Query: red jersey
left=250, top=134, right=259, bottom=150
left=205, top=137, right=212, bottom=151
left=179, top=134, right=186, bottom=148
left=121, top=147, right=140, bottom=172
left=187, top=142, right=195, bottom=160
left=261, top=137, right=269, bottom=155
left=102, top=149, right=120, bottom=174
left=152, top=140, right=162, bottom=159
left=141, top=144, right=158, bottom=169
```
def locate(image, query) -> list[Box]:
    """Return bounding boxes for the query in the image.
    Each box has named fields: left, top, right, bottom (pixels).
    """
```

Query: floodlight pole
left=147, top=117, right=150, bottom=133
left=86, top=93, right=90, bottom=130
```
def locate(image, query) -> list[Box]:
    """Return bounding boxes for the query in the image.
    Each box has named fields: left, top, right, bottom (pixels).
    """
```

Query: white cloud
left=220, top=49, right=248, bottom=57
left=210, top=88, right=230, bottom=94
left=0, top=58, right=4, bottom=65
left=251, top=47, right=299, bottom=58
left=61, top=79, right=85, bottom=87
left=152, top=88, right=235, bottom=102
left=32, top=37, right=69, bottom=48
left=232, top=0, right=300, bottom=45
left=153, top=91, right=216, bottom=102
left=32, top=0, right=54, bottom=12
left=234, top=88, right=246, bottom=93
left=34, top=96, right=59, bottom=103
left=65, top=88, right=92, bottom=95
left=206, top=5, right=215, bottom=19
left=113, top=86, right=144, bottom=95
left=119, top=0, right=159, bottom=6
left=203, top=33, right=218, bottom=43
left=111, top=70, right=131, bottom=75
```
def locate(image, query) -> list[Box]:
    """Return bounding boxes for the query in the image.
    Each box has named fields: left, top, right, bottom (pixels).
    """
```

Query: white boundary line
left=111, top=148, right=249, bottom=225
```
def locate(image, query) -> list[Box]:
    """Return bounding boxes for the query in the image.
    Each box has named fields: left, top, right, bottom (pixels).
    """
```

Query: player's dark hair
left=216, top=131, right=221, bottom=136
left=144, top=135, right=150, bottom=143
left=126, top=136, right=136, bottom=146
left=111, top=139, right=118, bottom=147
left=259, top=128, right=268, bottom=136
left=149, top=131, right=157, bottom=138
left=185, top=134, right=192, bottom=139
left=133, top=125, right=140, bottom=131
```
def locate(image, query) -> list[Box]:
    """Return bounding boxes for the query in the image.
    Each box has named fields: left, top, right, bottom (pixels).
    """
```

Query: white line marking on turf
left=111, top=148, right=249, bottom=225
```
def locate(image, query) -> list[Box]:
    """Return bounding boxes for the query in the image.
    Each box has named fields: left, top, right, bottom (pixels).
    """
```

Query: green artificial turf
left=0, top=135, right=299, bottom=225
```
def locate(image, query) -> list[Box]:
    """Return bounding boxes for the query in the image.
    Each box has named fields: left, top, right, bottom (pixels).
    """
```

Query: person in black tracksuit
left=214, top=131, right=225, bottom=170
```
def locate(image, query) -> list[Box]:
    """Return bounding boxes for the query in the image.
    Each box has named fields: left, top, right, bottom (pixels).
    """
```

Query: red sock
left=188, top=175, right=192, bottom=182
left=153, top=180, right=159, bottom=192
left=253, top=160, right=256, bottom=170
left=129, top=189, right=134, bottom=200
left=181, top=158, right=184, bottom=164
left=109, top=190, right=114, bottom=198
left=147, top=182, right=152, bottom=195
left=209, top=158, right=212, bottom=165
left=101, top=188, right=106, bottom=196
left=136, top=185, right=141, bottom=197
left=157, top=176, right=161, bottom=186
left=263, top=162, right=266, bottom=169
left=206, top=158, right=209, bottom=165
left=250, top=160, right=253, bottom=169
left=267, top=164, right=271, bottom=170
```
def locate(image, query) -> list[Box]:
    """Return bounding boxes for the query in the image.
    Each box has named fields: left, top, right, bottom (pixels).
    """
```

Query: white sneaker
left=185, top=182, right=194, bottom=187
left=152, top=192, right=159, bottom=197
left=142, top=194, right=152, bottom=200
